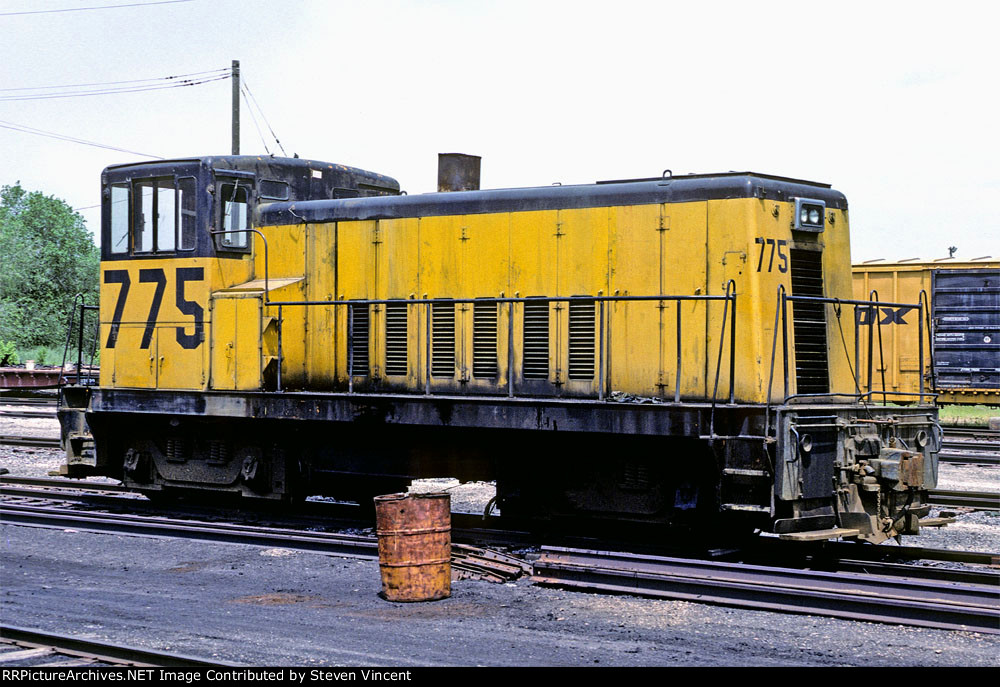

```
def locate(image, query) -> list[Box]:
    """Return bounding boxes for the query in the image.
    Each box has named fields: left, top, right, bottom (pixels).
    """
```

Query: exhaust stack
left=437, top=153, right=481, bottom=192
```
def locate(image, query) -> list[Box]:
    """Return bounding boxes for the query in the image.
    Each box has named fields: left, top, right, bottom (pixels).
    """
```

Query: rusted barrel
left=373, top=492, right=451, bottom=602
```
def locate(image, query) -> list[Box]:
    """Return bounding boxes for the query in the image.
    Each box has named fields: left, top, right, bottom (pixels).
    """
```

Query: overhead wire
left=0, top=118, right=162, bottom=159
left=0, top=1, right=194, bottom=16
left=241, top=78, right=287, bottom=156
left=2, top=63, right=282, bottom=167
left=240, top=84, right=272, bottom=156
left=0, top=74, right=230, bottom=102
left=0, top=66, right=226, bottom=161
left=0, top=68, right=229, bottom=93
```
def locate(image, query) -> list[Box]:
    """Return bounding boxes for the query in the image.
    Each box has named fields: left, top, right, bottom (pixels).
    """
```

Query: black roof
left=257, top=171, right=847, bottom=226
left=102, top=155, right=400, bottom=195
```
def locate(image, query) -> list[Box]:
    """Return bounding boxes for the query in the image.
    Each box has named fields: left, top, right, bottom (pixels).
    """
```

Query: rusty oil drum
left=373, top=492, right=451, bottom=602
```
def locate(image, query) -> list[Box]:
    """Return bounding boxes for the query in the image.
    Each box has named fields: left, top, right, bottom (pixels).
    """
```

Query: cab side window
left=109, top=184, right=129, bottom=254
left=178, top=177, right=197, bottom=250
left=219, top=181, right=250, bottom=249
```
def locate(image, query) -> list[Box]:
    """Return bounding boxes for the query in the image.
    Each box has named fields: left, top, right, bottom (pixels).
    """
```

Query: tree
left=0, top=183, right=99, bottom=351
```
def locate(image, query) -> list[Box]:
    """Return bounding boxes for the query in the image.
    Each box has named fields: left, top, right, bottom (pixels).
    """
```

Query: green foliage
left=0, top=183, right=99, bottom=349
left=938, top=404, right=1000, bottom=427
left=17, top=345, right=55, bottom=366
left=0, top=339, right=18, bottom=366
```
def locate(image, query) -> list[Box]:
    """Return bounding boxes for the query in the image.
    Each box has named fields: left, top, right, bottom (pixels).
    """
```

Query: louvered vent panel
left=349, top=303, right=370, bottom=376
left=431, top=303, right=456, bottom=378
left=385, top=302, right=408, bottom=376
left=523, top=300, right=549, bottom=380
left=789, top=249, right=829, bottom=394
left=568, top=299, right=596, bottom=380
left=472, top=301, right=499, bottom=378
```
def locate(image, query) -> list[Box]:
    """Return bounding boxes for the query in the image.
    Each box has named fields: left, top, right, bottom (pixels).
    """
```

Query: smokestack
left=437, top=153, right=481, bottom=192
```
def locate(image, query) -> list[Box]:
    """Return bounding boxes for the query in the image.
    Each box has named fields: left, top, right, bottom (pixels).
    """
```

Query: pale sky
left=1, top=0, right=997, bottom=261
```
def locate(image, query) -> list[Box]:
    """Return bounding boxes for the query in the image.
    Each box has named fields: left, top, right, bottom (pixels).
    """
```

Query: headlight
left=793, top=198, right=826, bottom=231
left=799, top=433, right=813, bottom=454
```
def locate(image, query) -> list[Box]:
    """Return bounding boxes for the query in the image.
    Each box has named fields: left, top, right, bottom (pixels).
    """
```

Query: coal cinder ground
left=1, top=525, right=997, bottom=667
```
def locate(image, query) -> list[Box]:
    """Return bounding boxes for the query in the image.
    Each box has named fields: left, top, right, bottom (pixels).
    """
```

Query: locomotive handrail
left=210, top=228, right=271, bottom=297
left=765, top=289, right=929, bottom=436
left=919, top=289, right=935, bottom=397
left=708, top=279, right=738, bottom=443
left=868, top=289, right=888, bottom=405
left=265, top=294, right=734, bottom=306
left=58, top=295, right=100, bottom=396
left=235, top=225, right=737, bottom=400
left=267, top=291, right=737, bottom=402
left=58, top=293, right=85, bottom=393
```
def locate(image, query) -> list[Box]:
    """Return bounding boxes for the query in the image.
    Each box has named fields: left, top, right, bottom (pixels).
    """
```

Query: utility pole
left=231, top=59, right=240, bottom=155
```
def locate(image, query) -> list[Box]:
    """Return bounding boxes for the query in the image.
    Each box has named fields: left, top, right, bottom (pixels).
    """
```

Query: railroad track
left=0, top=396, right=58, bottom=406
left=1, top=498, right=382, bottom=558
left=532, top=546, right=1000, bottom=635
left=939, top=428, right=999, bottom=466
left=3, top=478, right=998, bottom=632
left=4, top=475, right=999, bottom=561
left=0, top=476, right=1000, bottom=586
left=938, top=451, right=1000, bottom=466
left=941, top=439, right=999, bottom=453
left=0, top=435, right=61, bottom=448
left=0, top=625, right=230, bottom=667
left=928, top=489, right=1000, bottom=510
left=0, top=489, right=528, bottom=583
left=0, top=409, right=57, bottom=419
left=944, top=427, right=1000, bottom=440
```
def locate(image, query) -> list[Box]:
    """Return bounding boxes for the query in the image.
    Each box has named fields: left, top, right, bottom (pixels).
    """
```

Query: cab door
left=156, top=266, right=209, bottom=389
left=111, top=324, right=158, bottom=388
left=211, top=294, right=263, bottom=390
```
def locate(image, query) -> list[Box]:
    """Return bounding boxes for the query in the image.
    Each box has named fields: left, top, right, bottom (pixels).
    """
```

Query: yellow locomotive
left=58, top=154, right=942, bottom=543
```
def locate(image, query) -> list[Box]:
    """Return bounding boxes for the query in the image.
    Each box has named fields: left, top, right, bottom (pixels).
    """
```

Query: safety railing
left=58, top=293, right=100, bottom=392
left=263, top=283, right=738, bottom=408
left=765, top=286, right=933, bottom=429
left=221, top=227, right=740, bottom=406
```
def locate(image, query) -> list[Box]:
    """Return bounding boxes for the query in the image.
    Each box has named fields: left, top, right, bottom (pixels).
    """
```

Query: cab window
left=129, top=177, right=194, bottom=254
left=178, top=177, right=197, bottom=250
left=218, top=181, right=250, bottom=249
left=109, top=184, right=129, bottom=254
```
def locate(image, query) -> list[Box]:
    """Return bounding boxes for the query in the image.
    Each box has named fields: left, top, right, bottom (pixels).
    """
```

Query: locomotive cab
left=100, top=156, right=399, bottom=262
left=59, top=156, right=399, bottom=480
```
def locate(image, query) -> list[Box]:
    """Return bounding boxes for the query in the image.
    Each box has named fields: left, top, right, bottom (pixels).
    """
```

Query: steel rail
left=0, top=625, right=234, bottom=667
left=0, top=435, right=61, bottom=448
left=928, top=489, right=1000, bottom=510
left=532, top=546, right=1000, bottom=634
left=0, top=476, right=534, bottom=549
left=937, top=451, right=1000, bottom=466
left=829, top=558, right=998, bottom=587
left=941, top=439, right=1000, bottom=453
left=4, top=482, right=996, bottom=600
left=0, top=501, right=379, bottom=559
left=0, top=475, right=129, bottom=491
left=0, top=496, right=528, bottom=584
left=942, top=427, right=999, bottom=440
left=4, top=475, right=997, bottom=564
left=751, top=536, right=1000, bottom=567
left=0, top=397, right=59, bottom=406
left=0, top=409, right=57, bottom=419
